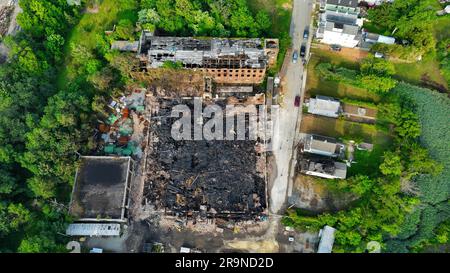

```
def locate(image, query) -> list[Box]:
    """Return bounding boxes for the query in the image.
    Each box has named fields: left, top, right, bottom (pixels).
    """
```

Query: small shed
left=317, top=225, right=336, bottom=253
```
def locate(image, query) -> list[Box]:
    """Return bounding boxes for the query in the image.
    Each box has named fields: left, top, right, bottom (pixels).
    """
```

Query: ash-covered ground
left=144, top=99, right=266, bottom=219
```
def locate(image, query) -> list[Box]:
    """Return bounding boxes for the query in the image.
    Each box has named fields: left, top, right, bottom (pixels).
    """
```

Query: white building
left=316, top=7, right=363, bottom=48
left=307, top=95, right=341, bottom=118
left=317, top=226, right=336, bottom=253
left=66, top=223, right=121, bottom=237
left=325, top=0, right=360, bottom=15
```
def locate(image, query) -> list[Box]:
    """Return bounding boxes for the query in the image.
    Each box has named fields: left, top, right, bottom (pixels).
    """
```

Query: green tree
left=379, top=151, right=403, bottom=177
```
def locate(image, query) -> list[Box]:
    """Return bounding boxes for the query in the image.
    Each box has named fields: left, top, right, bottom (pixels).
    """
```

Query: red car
left=294, top=96, right=301, bottom=107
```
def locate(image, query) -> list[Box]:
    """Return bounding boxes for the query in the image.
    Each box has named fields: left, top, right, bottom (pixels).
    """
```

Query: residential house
left=303, top=134, right=344, bottom=158
left=316, top=9, right=362, bottom=48
left=300, top=157, right=347, bottom=179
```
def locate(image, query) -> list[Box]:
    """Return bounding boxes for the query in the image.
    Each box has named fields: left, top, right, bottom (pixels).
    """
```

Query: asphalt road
left=269, top=0, right=313, bottom=214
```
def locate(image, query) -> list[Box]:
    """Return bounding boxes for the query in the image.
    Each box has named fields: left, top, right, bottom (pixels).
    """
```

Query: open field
left=57, top=0, right=139, bottom=88
left=306, top=47, right=380, bottom=102
left=393, top=54, right=448, bottom=92
left=300, top=114, right=390, bottom=144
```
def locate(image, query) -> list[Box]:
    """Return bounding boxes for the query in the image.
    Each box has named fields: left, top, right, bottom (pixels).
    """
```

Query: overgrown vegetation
left=315, top=56, right=397, bottom=94
left=385, top=83, right=450, bottom=252
left=366, top=0, right=439, bottom=60
left=0, top=0, right=80, bottom=252
left=366, top=0, right=450, bottom=91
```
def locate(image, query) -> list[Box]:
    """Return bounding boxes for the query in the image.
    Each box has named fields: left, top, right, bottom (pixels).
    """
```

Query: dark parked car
left=294, top=96, right=301, bottom=107
left=303, top=28, right=309, bottom=39
left=300, top=45, right=306, bottom=57
left=330, top=44, right=341, bottom=51
left=292, top=50, right=299, bottom=63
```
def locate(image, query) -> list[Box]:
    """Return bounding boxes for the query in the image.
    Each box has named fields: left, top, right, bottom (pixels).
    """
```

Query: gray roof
left=326, top=0, right=358, bottom=8
left=343, top=24, right=359, bottom=35
left=318, top=226, right=336, bottom=253
left=325, top=21, right=359, bottom=36
left=311, top=138, right=338, bottom=154
left=334, top=162, right=347, bottom=179
left=69, top=156, right=131, bottom=221
left=326, top=11, right=358, bottom=25
left=111, top=41, right=139, bottom=52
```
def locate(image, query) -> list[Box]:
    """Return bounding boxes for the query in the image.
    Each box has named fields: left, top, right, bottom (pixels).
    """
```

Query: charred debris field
left=143, top=99, right=267, bottom=221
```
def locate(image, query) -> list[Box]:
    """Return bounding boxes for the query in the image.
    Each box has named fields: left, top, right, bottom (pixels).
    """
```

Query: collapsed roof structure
left=69, top=156, right=132, bottom=222
left=143, top=98, right=267, bottom=220
left=136, top=31, right=279, bottom=84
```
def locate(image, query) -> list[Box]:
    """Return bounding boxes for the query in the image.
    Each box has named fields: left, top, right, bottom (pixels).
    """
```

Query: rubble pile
left=96, top=88, right=148, bottom=158
left=144, top=99, right=266, bottom=220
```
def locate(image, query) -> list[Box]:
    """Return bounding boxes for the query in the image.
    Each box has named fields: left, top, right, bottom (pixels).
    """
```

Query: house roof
left=325, top=21, right=359, bottom=36
left=309, top=96, right=341, bottom=114
left=304, top=134, right=340, bottom=156
left=311, top=140, right=337, bottom=154
left=363, top=32, right=396, bottom=45
left=343, top=24, right=359, bottom=35
left=111, top=41, right=139, bottom=52
left=326, top=0, right=358, bottom=8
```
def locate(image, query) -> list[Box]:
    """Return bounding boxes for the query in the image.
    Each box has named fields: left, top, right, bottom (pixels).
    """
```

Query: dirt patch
left=224, top=239, right=279, bottom=253
left=312, top=43, right=369, bottom=62
left=288, top=175, right=355, bottom=212
left=282, top=2, right=292, bottom=10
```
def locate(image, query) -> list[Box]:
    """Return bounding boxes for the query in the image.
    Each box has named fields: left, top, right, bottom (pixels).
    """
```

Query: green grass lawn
left=392, top=54, right=448, bottom=91
left=300, top=114, right=391, bottom=144
left=347, top=144, right=389, bottom=177
left=434, top=15, right=450, bottom=41
left=57, top=0, right=139, bottom=88
left=363, top=14, right=450, bottom=93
